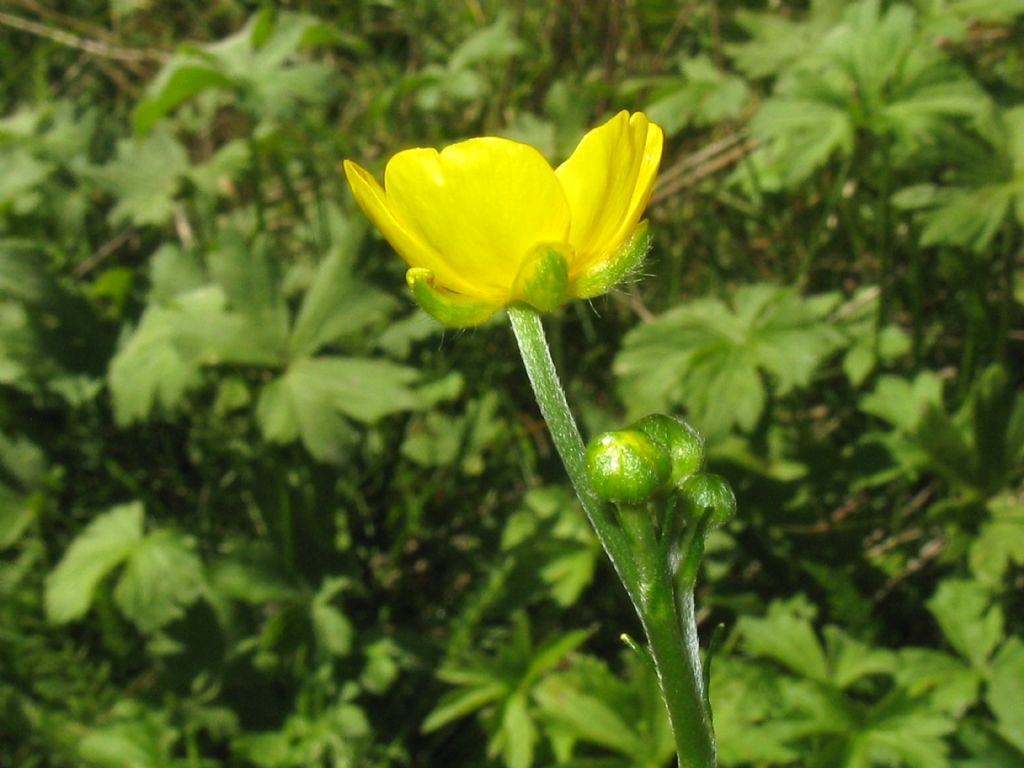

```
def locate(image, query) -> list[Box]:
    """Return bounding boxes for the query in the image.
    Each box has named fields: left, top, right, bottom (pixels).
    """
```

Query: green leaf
left=375, top=311, right=444, bottom=358
left=967, top=365, right=1021, bottom=491
left=954, top=717, right=1024, bottom=768
left=0, top=482, right=35, bottom=550
left=644, top=56, right=750, bottom=136
left=0, top=149, right=51, bottom=213
left=500, top=693, right=535, bottom=768
left=860, top=687, right=955, bottom=768
left=712, top=431, right=808, bottom=482
left=740, top=598, right=829, bottom=682
left=109, top=277, right=291, bottom=425
left=885, top=80, right=990, bottom=138
left=75, top=708, right=167, bottom=768
left=1008, top=105, right=1024, bottom=172
left=147, top=244, right=207, bottom=302
left=421, top=681, right=507, bottom=733
left=0, top=432, right=48, bottom=549
left=133, top=11, right=358, bottom=131
left=616, top=284, right=843, bottom=435
left=987, top=638, right=1024, bottom=753
left=857, top=370, right=1000, bottom=491
left=288, top=247, right=397, bottom=357
left=842, top=321, right=910, bottom=388
left=750, top=94, right=853, bottom=185
left=860, top=372, right=944, bottom=432
left=311, top=577, right=353, bottom=658
left=824, top=626, right=897, bottom=689
left=937, top=0, right=1024, bottom=24
left=727, top=0, right=848, bottom=78
left=311, top=602, right=352, bottom=657
left=402, top=390, right=504, bottom=476
left=208, top=230, right=290, bottom=345
left=448, top=12, right=524, bottom=70
left=542, top=652, right=676, bottom=764
left=534, top=672, right=646, bottom=758
left=410, top=67, right=486, bottom=111
left=895, top=648, right=980, bottom=718
left=899, top=183, right=1014, bottom=253
left=185, top=138, right=250, bottom=197
left=361, top=638, right=401, bottom=694
left=207, top=545, right=297, bottom=604
left=132, top=62, right=233, bottom=134
left=686, top=343, right=765, bottom=435
left=45, top=502, right=144, bottom=624
left=970, top=493, right=1024, bottom=586
left=110, top=0, right=154, bottom=20
left=746, top=0, right=988, bottom=185
left=0, top=241, right=110, bottom=402
left=711, top=657, right=803, bottom=765
left=916, top=405, right=978, bottom=490
left=107, top=298, right=203, bottom=424
left=532, top=494, right=599, bottom=607
left=927, top=580, right=1003, bottom=668
left=254, top=375, right=301, bottom=444
left=0, top=239, right=54, bottom=304
left=524, top=628, right=591, bottom=685
left=88, top=127, right=189, bottom=226
left=894, top=107, right=1023, bottom=252
left=107, top=287, right=228, bottom=424
left=229, top=730, right=292, bottom=767
left=776, top=676, right=853, bottom=734
left=256, top=357, right=422, bottom=463
left=113, top=529, right=204, bottom=633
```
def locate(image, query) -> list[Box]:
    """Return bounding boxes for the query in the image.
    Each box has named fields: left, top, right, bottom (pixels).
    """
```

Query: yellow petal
left=382, top=138, right=571, bottom=299
left=607, top=119, right=663, bottom=253
left=556, top=112, right=663, bottom=277
left=343, top=159, right=457, bottom=284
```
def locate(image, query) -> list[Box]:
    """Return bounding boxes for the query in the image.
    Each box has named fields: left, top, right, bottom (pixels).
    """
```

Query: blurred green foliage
left=0, top=1, right=1022, bottom=766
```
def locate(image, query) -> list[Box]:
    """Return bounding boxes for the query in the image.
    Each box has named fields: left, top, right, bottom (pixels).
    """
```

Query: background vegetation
left=1, top=1, right=1022, bottom=766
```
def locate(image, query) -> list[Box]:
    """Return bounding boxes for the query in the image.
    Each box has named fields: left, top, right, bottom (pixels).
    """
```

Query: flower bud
left=630, top=414, right=704, bottom=488
left=678, top=472, right=736, bottom=527
left=585, top=429, right=671, bottom=505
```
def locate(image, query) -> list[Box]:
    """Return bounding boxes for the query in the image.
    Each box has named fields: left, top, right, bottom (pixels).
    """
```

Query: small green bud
left=679, top=472, right=736, bottom=527
left=585, top=429, right=671, bottom=505
left=630, top=414, right=705, bottom=487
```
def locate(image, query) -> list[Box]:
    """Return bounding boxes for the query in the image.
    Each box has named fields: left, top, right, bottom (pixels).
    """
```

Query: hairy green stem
left=619, top=505, right=717, bottom=768
left=507, top=303, right=717, bottom=768
left=650, top=585, right=714, bottom=767
left=507, top=304, right=641, bottom=604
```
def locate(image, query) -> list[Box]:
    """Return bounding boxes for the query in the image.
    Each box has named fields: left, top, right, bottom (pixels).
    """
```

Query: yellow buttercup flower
left=344, top=111, right=663, bottom=326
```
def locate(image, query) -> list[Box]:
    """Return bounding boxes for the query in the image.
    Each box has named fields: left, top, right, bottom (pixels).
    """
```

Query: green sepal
left=570, top=220, right=652, bottom=299
left=406, top=268, right=501, bottom=328
left=512, top=243, right=570, bottom=312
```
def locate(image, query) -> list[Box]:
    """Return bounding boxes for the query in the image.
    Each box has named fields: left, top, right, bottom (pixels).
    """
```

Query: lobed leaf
left=45, top=502, right=144, bottom=624
left=616, top=284, right=843, bottom=435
